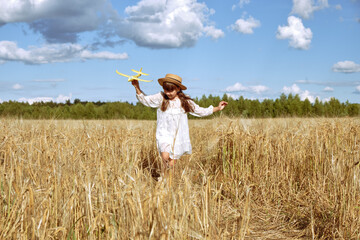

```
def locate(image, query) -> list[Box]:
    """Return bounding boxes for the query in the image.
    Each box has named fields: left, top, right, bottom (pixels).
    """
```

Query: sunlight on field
left=0, top=118, right=359, bottom=239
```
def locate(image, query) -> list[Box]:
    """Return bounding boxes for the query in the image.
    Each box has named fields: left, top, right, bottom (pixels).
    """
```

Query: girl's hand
left=218, top=101, right=228, bottom=111
left=132, top=79, right=139, bottom=88
left=213, top=101, right=228, bottom=112
left=132, top=80, right=142, bottom=95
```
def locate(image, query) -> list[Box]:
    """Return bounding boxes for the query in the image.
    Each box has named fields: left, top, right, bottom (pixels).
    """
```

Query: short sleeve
left=136, top=92, right=163, bottom=108
left=189, top=100, right=213, bottom=117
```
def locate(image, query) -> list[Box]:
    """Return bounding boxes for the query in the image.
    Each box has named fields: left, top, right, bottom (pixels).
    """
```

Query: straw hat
left=158, top=73, right=187, bottom=90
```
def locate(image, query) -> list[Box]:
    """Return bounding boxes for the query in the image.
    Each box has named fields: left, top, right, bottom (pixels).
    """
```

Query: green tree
left=302, top=99, right=312, bottom=117
left=313, top=98, right=323, bottom=116
left=71, top=103, right=86, bottom=119
left=262, top=99, right=274, bottom=118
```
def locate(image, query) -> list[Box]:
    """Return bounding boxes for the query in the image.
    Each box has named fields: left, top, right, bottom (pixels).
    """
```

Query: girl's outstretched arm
left=133, top=79, right=162, bottom=108
left=189, top=100, right=228, bottom=117
left=213, top=101, right=228, bottom=113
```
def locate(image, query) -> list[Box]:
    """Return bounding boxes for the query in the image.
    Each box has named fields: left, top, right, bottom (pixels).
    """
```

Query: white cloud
left=0, top=99, right=3, bottom=103
left=282, top=84, right=301, bottom=95
left=355, top=85, right=360, bottom=94
left=239, top=0, right=251, bottom=7
left=276, top=16, right=312, bottom=50
left=115, top=0, right=223, bottom=48
left=282, top=84, right=318, bottom=103
left=0, top=0, right=223, bottom=49
left=56, top=94, right=72, bottom=102
left=225, top=82, right=268, bottom=94
left=18, top=94, right=72, bottom=104
left=225, top=82, right=248, bottom=92
left=291, top=0, right=329, bottom=19
left=249, top=85, right=269, bottom=94
left=335, top=4, right=342, bottom=10
left=204, top=26, right=225, bottom=40
left=225, top=93, right=240, bottom=100
left=18, top=97, right=53, bottom=104
left=232, top=0, right=250, bottom=10
left=332, top=61, right=360, bottom=73
left=80, top=50, right=128, bottom=60
left=231, top=16, right=260, bottom=34
left=300, top=90, right=316, bottom=103
left=13, top=83, right=24, bottom=90
left=323, top=86, right=334, bottom=92
left=0, top=41, right=128, bottom=64
left=0, top=0, right=110, bottom=43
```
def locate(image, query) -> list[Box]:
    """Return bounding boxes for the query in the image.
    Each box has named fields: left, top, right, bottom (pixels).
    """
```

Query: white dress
left=136, top=92, right=214, bottom=159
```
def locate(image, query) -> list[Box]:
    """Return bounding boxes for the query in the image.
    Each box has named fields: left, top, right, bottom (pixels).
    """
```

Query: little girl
left=132, top=73, right=227, bottom=176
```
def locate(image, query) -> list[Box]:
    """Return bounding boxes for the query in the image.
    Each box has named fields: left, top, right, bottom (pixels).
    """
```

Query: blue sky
left=0, top=0, right=359, bottom=104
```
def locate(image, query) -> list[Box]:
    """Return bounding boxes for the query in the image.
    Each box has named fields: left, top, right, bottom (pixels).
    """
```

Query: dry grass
left=0, top=117, right=359, bottom=239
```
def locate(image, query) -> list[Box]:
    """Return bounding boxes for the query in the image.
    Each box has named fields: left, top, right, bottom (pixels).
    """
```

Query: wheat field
left=0, top=118, right=359, bottom=239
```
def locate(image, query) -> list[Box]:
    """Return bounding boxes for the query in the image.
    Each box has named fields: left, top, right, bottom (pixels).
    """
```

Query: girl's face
left=163, top=82, right=180, bottom=100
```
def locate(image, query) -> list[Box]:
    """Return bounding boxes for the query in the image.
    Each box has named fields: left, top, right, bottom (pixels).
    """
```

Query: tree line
left=0, top=93, right=359, bottom=119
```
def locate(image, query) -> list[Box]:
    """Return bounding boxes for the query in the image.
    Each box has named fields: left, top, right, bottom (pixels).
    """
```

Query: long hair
left=161, top=82, right=194, bottom=113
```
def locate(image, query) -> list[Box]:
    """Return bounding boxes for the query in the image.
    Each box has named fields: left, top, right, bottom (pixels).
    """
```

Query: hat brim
left=158, top=78, right=187, bottom=90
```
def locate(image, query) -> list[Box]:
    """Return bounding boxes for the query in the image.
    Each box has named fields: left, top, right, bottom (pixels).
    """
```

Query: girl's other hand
left=218, top=101, right=228, bottom=111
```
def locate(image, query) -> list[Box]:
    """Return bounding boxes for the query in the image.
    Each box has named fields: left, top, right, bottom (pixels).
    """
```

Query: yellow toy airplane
left=115, top=68, right=152, bottom=82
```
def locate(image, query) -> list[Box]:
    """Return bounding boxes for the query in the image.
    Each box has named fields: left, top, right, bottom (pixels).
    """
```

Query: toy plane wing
left=116, top=70, right=130, bottom=78
left=131, top=69, right=149, bottom=76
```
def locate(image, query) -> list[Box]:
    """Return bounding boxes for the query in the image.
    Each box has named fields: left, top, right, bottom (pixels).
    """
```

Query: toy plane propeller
left=115, top=68, right=152, bottom=82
